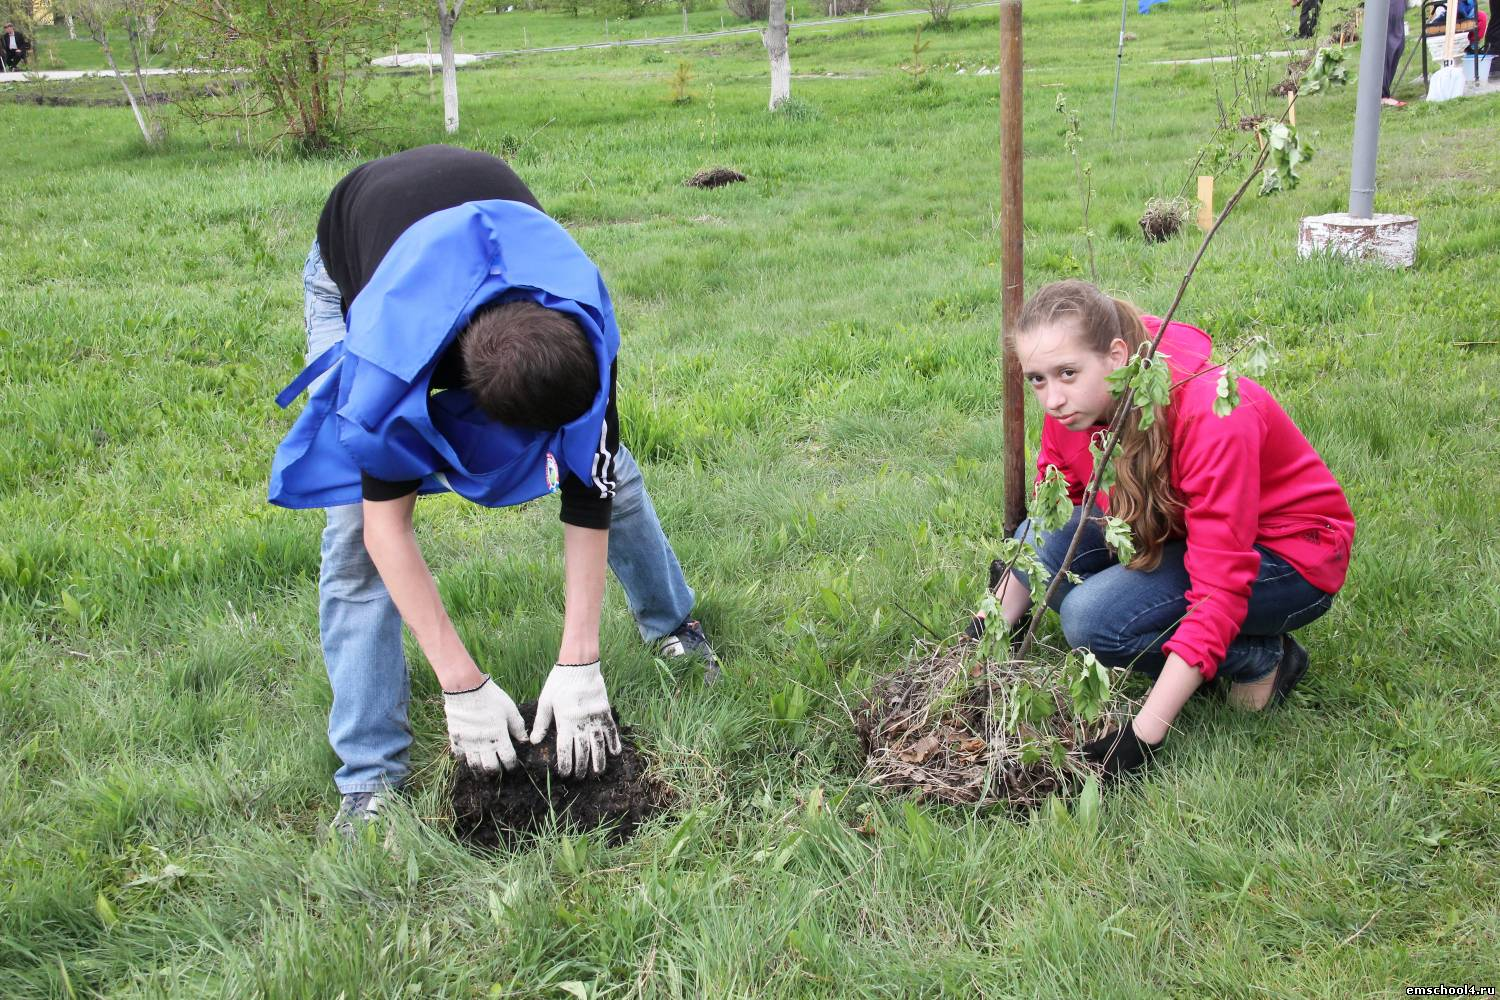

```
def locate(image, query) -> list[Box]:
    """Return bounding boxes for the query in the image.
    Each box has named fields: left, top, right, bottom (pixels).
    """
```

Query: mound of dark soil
left=451, top=701, right=668, bottom=850
left=684, top=167, right=747, bottom=189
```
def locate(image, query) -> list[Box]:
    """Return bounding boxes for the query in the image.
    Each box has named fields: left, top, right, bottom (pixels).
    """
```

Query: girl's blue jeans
left=1011, top=505, right=1335, bottom=683
left=302, top=242, right=695, bottom=793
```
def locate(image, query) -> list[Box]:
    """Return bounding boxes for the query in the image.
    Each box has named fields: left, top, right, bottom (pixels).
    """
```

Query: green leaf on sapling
left=1029, top=465, right=1073, bottom=534
left=1090, top=432, right=1117, bottom=492
left=1213, top=370, right=1241, bottom=418
left=1239, top=337, right=1275, bottom=378
left=1103, top=516, right=1136, bottom=564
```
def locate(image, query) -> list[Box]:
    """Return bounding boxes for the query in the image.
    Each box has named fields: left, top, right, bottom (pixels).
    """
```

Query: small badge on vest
left=545, top=452, right=561, bottom=494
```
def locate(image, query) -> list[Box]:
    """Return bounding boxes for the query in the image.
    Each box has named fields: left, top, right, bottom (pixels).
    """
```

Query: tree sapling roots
left=684, top=167, right=748, bottom=188
left=1139, top=196, right=1190, bottom=242
left=451, top=702, right=668, bottom=850
left=856, top=639, right=1126, bottom=809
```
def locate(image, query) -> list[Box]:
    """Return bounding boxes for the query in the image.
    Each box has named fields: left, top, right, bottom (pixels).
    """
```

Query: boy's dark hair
left=459, top=299, right=599, bottom=430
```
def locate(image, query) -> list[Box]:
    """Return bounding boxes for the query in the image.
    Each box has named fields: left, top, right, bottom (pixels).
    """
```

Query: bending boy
left=270, top=145, right=716, bottom=835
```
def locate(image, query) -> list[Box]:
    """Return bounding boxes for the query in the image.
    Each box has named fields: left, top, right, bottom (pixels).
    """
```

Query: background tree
left=436, top=0, right=464, bottom=134
left=761, top=0, right=788, bottom=109
left=725, top=0, right=768, bottom=21
left=72, top=0, right=163, bottom=145
left=169, top=0, right=413, bottom=150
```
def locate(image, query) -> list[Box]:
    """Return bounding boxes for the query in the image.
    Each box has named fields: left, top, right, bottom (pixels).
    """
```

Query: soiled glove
left=529, top=661, right=622, bottom=778
left=443, top=675, right=528, bottom=772
left=1081, top=722, right=1162, bottom=780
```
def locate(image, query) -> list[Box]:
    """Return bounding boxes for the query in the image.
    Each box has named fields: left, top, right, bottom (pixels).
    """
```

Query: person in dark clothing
left=1, top=22, right=30, bottom=70
left=1292, top=0, right=1322, bottom=40
left=272, top=145, right=718, bottom=838
left=1382, top=0, right=1410, bottom=105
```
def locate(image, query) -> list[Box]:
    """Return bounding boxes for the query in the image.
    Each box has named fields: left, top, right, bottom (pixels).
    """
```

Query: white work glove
left=528, top=661, right=622, bottom=778
left=442, top=675, right=527, bottom=772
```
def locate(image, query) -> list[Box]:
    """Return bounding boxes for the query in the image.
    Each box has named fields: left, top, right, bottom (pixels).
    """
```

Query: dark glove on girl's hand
left=1081, top=722, right=1163, bottom=779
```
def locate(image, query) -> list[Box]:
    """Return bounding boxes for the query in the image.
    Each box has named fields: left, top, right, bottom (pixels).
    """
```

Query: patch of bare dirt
left=451, top=701, right=668, bottom=850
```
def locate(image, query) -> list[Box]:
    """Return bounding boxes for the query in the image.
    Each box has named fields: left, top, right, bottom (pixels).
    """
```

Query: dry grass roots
left=685, top=167, right=748, bottom=188
left=855, top=639, right=1126, bottom=809
left=1139, top=196, right=1190, bottom=243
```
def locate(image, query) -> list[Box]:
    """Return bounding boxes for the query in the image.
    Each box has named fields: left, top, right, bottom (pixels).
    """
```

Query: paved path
left=0, top=65, right=198, bottom=84
left=465, top=1, right=1003, bottom=61
left=1150, top=48, right=1305, bottom=66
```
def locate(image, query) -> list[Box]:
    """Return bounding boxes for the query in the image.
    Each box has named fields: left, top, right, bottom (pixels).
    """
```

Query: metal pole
left=1000, top=0, right=1026, bottom=536
left=1348, top=0, right=1390, bottom=219
left=1111, top=0, right=1127, bottom=133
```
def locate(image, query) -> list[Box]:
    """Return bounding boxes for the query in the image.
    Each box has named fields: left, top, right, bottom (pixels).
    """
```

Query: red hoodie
left=1034, top=316, right=1355, bottom=680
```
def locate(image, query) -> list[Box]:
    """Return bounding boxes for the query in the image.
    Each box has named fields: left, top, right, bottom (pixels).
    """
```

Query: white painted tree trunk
left=1297, top=212, right=1418, bottom=268
left=438, top=0, right=465, bottom=134
left=66, top=14, right=78, bottom=40
left=98, top=32, right=154, bottom=145
left=762, top=0, right=790, bottom=110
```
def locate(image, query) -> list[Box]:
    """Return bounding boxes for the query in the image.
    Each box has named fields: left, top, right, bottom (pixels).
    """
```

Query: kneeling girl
left=977, top=280, right=1355, bottom=776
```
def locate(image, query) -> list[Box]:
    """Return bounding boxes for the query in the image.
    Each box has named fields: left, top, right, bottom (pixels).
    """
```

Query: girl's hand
left=1081, top=720, right=1162, bottom=779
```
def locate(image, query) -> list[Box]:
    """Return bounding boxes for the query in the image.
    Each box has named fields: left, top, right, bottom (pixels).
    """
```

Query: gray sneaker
left=654, top=618, right=721, bottom=683
left=329, top=790, right=390, bottom=840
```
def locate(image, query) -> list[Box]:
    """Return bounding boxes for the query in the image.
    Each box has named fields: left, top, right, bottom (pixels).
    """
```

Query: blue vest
left=268, top=200, right=620, bottom=510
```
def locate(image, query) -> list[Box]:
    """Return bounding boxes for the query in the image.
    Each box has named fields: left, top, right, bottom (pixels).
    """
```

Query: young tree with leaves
left=970, top=279, right=1355, bottom=778
left=171, top=0, right=413, bottom=149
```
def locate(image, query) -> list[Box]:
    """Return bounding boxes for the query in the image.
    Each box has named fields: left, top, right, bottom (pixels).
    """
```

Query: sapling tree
left=73, top=0, right=163, bottom=146
left=860, top=45, right=1322, bottom=808
left=1055, top=93, right=1097, bottom=283
left=956, top=115, right=1309, bottom=786
left=170, top=0, right=413, bottom=149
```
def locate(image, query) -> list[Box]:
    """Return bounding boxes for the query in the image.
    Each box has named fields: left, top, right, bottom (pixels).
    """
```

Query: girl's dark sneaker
left=1269, top=635, right=1310, bottom=708
left=655, top=619, right=721, bottom=684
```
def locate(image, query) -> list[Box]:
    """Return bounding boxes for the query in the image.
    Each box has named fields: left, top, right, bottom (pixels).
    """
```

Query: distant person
left=1, top=22, right=29, bottom=71
left=1381, top=0, right=1409, bottom=106
left=968, top=281, right=1355, bottom=779
left=270, top=145, right=718, bottom=838
left=1292, top=0, right=1321, bottom=39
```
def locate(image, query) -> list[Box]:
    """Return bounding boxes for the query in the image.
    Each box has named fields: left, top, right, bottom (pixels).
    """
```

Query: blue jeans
left=302, top=242, right=696, bottom=793
left=1012, top=506, right=1334, bottom=682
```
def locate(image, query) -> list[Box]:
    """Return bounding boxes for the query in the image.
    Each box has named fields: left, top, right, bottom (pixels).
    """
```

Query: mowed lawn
left=3, top=0, right=1499, bottom=994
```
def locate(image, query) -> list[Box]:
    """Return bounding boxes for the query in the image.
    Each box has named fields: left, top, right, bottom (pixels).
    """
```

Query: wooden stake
left=1196, top=175, right=1214, bottom=231
left=1000, top=0, right=1025, bottom=536
left=1287, top=90, right=1296, bottom=126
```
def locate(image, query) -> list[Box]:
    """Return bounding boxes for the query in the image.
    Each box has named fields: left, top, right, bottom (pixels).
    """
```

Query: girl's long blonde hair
left=1014, top=280, right=1184, bottom=571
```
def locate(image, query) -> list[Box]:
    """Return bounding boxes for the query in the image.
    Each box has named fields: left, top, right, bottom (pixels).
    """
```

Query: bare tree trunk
left=437, top=0, right=465, bottom=133
left=125, top=4, right=156, bottom=105
left=762, top=0, right=789, bottom=110
left=95, top=28, right=155, bottom=145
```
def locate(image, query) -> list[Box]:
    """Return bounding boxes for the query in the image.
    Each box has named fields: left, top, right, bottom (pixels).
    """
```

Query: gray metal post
left=1111, top=0, right=1128, bottom=133
left=1348, top=0, right=1391, bottom=219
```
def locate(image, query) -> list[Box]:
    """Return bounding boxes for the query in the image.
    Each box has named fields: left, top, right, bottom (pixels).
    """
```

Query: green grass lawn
left=3, top=0, right=1498, bottom=994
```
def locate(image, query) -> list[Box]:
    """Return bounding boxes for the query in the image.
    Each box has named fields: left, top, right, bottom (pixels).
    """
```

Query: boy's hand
left=529, top=661, right=622, bottom=778
left=443, top=676, right=528, bottom=772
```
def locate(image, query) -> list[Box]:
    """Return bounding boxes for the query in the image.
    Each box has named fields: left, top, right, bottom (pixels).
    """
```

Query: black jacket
left=1, top=30, right=29, bottom=61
